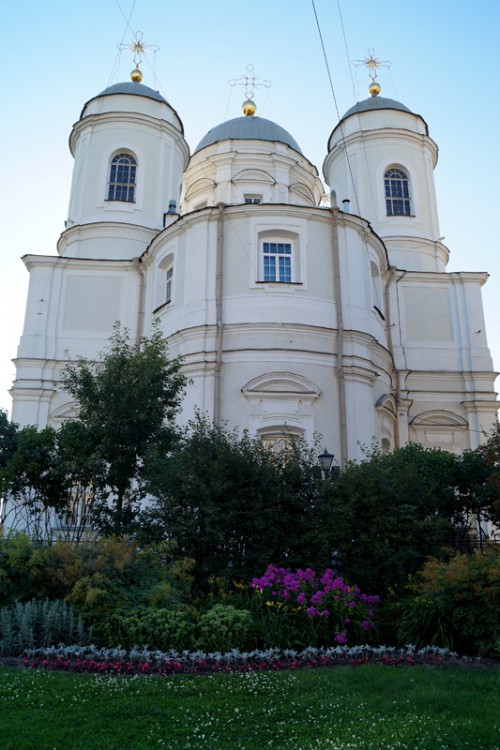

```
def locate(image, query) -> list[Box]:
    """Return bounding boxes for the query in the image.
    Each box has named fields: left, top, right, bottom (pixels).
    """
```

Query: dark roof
left=79, top=81, right=185, bottom=134
left=341, top=95, right=412, bottom=119
left=95, top=81, right=168, bottom=104
left=327, top=95, right=429, bottom=149
left=194, top=115, right=302, bottom=154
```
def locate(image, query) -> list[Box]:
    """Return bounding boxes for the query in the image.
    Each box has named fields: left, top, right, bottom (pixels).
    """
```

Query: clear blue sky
left=2, top=0, right=499, bottom=416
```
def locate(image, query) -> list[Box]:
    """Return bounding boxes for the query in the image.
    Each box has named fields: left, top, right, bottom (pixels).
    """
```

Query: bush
left=196, top=604, right=253, bottom=653
left=99, top=607, right=196, bottom=651
left=394, top=549, right=500, bottom=657
left=248, top=566, right=379, bottom=649
left=0, top=599, right=89, bottom=655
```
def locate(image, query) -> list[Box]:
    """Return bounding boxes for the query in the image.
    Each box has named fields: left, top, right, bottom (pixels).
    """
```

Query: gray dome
left=327, top=94, right=428, bottom=150
left=80, top=81, right=185, bottom=133
left=194, top=116, right=302, bottom=154
left=341, top=95, right=412, bottom=120
left=80, top=81, right=169, bottom=119
left=95, top=81, right=168, bottom=104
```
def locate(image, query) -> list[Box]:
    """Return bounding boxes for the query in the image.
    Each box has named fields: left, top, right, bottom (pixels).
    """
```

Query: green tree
left=61, top=324, right=185, bottom=536
left=0, top=424, right=71, bottom=538
left=324, top=444, right=461, bottom=594
left=471, top=426, right=500, bottom=527
left=141, top=413, right=326, bottom=588
left=0, top=410, right=18, bottom=479
left=0, top=414, right=103, bottom=541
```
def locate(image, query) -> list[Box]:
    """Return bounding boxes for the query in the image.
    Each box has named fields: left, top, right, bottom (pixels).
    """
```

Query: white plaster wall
left=182, top=140, right=323, bottom=212
left=66, top=94, right=188, bottom=247
left=324, top=106, right=442, bottom=271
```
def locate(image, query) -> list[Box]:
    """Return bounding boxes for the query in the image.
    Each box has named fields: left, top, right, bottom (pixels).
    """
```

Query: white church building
left=10, top=68, right=498, bottom=464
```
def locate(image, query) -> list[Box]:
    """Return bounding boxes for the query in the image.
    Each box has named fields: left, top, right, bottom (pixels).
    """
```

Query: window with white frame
left=153, top=252, right=175, bottom=312
left=262, top=240, right=292, bottom=282
left=244, top=194, right=263, bottom=204
left=384, top=167, right=411, bottom=216
left=165, top=266, right=173, bottom=304
left=107, top=152, right=137, bottom=202
left=370, top=260, right=383, bottom=313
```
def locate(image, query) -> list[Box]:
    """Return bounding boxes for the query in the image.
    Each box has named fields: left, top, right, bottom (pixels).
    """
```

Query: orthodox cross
left=229, top=64, right=271, bottom=100
left=354, top=48, right=391, bottom=83
left=118, top=31, right=159, bottom=68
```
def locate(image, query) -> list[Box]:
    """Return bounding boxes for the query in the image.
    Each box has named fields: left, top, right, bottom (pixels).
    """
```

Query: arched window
left=384, top=167, right=411, bottom=216
left=107, top=152, right=137, bottom=202
left=165, top=265, right=173, bottom=304
left=152, top=252, right=177, bottom=314
left=370, top=260, right=383, bottom=311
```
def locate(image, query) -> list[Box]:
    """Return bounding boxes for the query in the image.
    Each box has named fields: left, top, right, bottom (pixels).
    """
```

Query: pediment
left=184, top=177, right=216, bottom=200
left=50, top=401, right=79, bottom=422
left=232, top=169, right=276, bottom=184
left=242, top=372, right=321, bottom=397
left=411, top=410, right=468, bottom=427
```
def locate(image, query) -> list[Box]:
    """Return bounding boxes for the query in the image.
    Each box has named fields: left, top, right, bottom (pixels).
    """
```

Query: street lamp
left=318, top=448, right=334, bottom=476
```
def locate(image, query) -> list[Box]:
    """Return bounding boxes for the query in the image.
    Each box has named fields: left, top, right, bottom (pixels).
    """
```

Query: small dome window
left=384, top=167, right=411, bottom=216
left=107, top=152, right=137, bottom=202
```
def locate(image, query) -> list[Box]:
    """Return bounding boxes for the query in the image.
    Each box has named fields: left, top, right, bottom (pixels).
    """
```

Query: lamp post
left=318, top=448, right=334, bottom=478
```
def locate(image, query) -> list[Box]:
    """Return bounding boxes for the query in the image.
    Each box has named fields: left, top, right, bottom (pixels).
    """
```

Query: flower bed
left=20, top=643, right=481, bottom=676
left=251, top=565, right=379, bottom=646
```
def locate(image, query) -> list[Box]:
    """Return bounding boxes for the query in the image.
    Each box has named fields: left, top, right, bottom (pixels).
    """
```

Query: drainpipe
left=331, top=207, right=348, bottom=467
left=383, top=265, right=401, bottom=449
left=214, top=203, right=226, bottom=425
left=132, top=257, right=146, bottom=349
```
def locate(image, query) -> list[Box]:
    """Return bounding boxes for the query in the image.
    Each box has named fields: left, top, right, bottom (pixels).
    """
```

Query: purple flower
left=310, top=590, right=324, bottom=605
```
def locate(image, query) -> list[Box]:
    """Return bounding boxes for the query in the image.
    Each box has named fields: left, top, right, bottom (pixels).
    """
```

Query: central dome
left=194, top=115, right=302, bottom=154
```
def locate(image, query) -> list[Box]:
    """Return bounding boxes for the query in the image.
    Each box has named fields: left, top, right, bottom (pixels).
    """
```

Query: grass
left=0, top=664, right=498, bottom=749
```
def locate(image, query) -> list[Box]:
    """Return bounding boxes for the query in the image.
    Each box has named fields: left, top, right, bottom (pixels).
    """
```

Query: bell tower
left=60, top=61, right=189, bottom=261
left=323, top=56, right=448, bottom=272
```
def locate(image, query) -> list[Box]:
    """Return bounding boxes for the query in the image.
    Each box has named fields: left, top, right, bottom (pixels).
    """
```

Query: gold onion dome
left=242, top=99, right=256, bottom=117
left=369, top=80, right=381, bottom=97
left=131, top=65, right=143, bottom=83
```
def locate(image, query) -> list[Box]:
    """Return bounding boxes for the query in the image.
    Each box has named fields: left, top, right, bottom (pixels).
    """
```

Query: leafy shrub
left=100, top=608, right=196, bottom=651
left=395, top=549, right=500, bottom=657
left=0, top=534, right=41, bottom=606
left=0, top=534, right=90, bottom=607
left=196, top=604, right=253, bottom=652
left=0, top=599, right=89, bottom=655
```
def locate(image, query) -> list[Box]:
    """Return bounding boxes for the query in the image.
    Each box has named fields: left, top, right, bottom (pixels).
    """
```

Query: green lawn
left=1, top=665, right=498, bottom=749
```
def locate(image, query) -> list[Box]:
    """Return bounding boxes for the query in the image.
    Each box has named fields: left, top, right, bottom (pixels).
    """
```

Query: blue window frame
left=263, top=242, right=292, bottom=282
left=384, top=168, right=411, bottom=216
left=107, top=153, right=137, bottom=202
